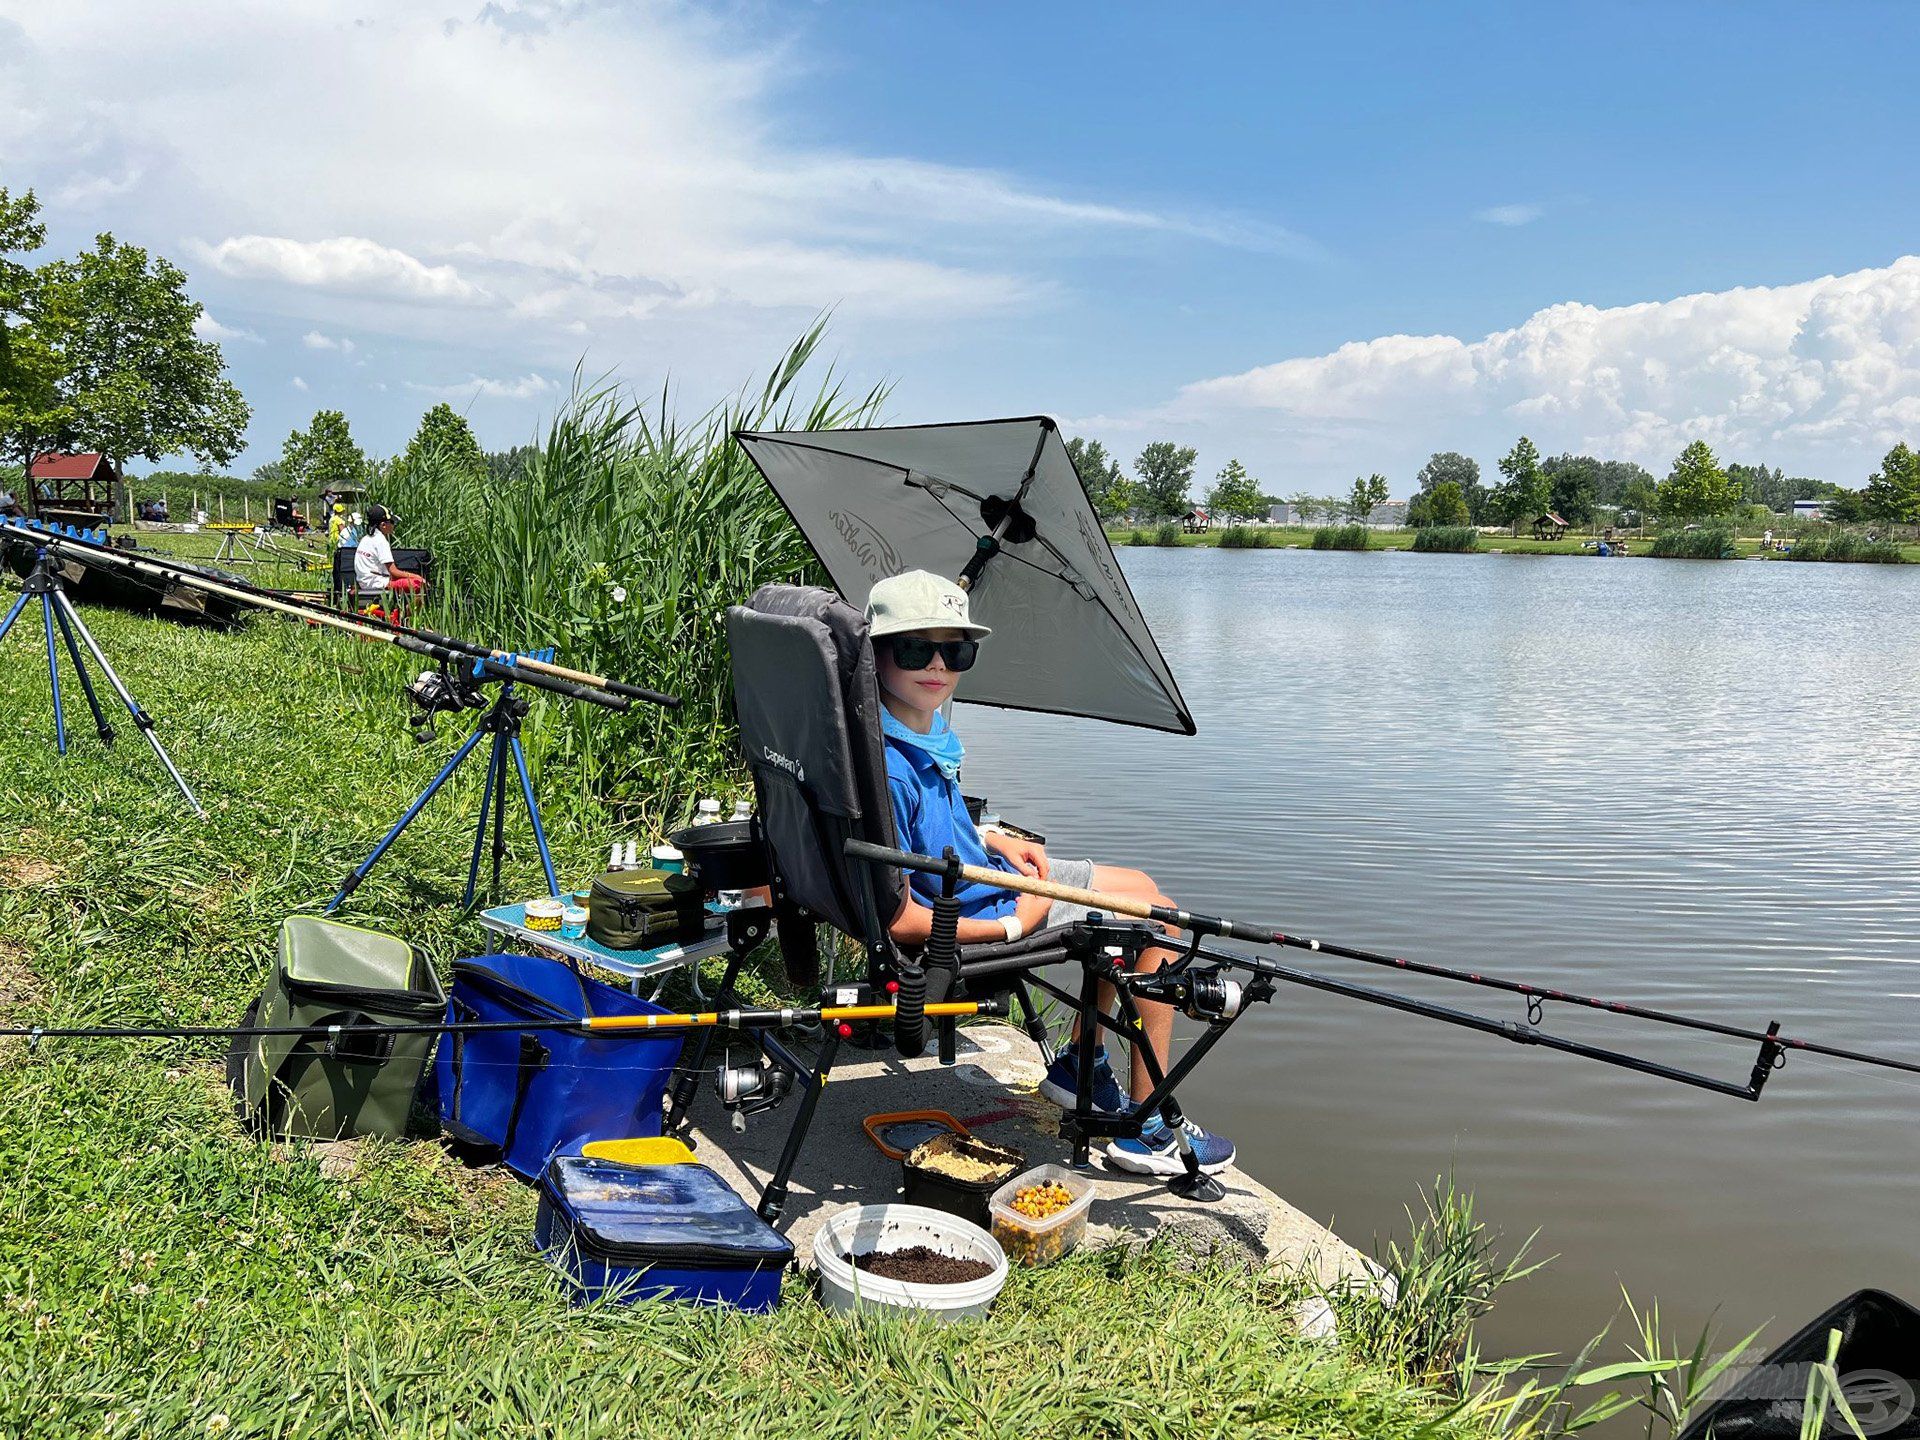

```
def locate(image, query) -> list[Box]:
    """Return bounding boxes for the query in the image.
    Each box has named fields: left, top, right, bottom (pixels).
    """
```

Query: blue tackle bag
left=437, top=953, right=684, bottom=1180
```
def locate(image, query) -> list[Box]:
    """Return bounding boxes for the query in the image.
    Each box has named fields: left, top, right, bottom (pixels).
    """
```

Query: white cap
left=864, top=569, right=991, bottom=639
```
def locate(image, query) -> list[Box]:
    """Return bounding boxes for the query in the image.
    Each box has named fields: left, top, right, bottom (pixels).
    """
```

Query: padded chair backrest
left=727, top=584, right=904, bottom=941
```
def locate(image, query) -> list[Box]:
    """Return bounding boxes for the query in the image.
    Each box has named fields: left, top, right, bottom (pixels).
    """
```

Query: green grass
left=0, top=605, right=1525, bottom=1439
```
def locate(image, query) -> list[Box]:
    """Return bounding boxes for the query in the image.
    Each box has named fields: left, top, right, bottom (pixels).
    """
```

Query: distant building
left=1268, top=502, right=1305, bottom=525
left=1369, top=499, right=1409, bottom=528
left=1532, top=510, right=1570, bottom=540
left=1792, top=499, right=1825, bottom=521
left=1181, top=508, right=1210, bottom=533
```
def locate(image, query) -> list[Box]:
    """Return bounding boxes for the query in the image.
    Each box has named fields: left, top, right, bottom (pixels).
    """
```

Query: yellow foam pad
left=580, top=1137, right=695, bottom=1166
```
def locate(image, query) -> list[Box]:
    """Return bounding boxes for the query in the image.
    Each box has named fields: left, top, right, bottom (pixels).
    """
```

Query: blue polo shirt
left=882, top=732, right=1018, bottom=921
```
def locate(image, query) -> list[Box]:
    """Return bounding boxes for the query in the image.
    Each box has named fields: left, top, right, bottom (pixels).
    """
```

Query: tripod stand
left=0, top=542, right=205, bottom=817
left=327, top=673, right=558, bottom=913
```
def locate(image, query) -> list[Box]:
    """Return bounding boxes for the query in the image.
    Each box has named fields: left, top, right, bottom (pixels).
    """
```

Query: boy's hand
left=984, top=829, right=1049, bottom=879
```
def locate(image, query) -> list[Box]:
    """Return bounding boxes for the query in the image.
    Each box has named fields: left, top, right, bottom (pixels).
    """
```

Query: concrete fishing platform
left=674, top=1022, right=1377, bottom=1296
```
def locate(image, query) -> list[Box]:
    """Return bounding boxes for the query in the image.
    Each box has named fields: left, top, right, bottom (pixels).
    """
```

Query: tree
left=1131, top=441, right=1198, bottom=519
left=1823, top=488, right=1869, bottom=526
left=1424, top=480, right=1470, bottom=527
left=1657, top=440, right=1738, bottom=523
left=1862, top=442, right=1920, bottom=534
left=34, top=233, right=249, bottom=477
left=1492, top=436, right=1548, bottom=535
left=0, top=186, right=74, bottom=477
left=1066, top=435, right=1133, bottom=521
left=1619, top=476, right=1659, bottom=533
left=282, top=410, right=368, bottom=493
left=1205, top=458, right=1264, bottom=522
left=1346, top=472, right=1389, bottom=525
left=400, top=403, right=487, bottom=481
left=1589, top=459, right=1657, bottom=509
left=1542, top=454, right=1596, bottom=525
left=1415, top=451, right=1484, bottom=523
left=1726, top=460, right=1788, bottom=513
left=251, top=459, right=288, bottom=488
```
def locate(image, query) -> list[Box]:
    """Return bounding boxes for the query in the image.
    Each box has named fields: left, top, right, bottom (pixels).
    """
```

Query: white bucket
left=812, top=1203, right=1008, bottom=1322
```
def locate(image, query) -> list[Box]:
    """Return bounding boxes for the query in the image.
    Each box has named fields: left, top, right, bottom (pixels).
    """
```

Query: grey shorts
left=1039, top=858, right=1099, bottom=929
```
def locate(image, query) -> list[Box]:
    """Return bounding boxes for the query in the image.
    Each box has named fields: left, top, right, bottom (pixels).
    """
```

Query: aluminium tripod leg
left=487, top=732, right=510, bottom=901
left=331, top=714, right=491, bottom=911
left=41, top=594, right=66, bottom=754
left=50, top=598, right=113, bottom=744
left=509, top=735, right=559, bottom=898
left=51, top=588, right=204, bottom=817
left=0, top=589, right=31, bottom=646
left=463, top=734, right=503, bottom=908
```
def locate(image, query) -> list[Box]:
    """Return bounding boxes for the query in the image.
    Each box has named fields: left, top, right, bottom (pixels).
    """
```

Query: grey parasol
left=735, top=416, right=1193, bottom=734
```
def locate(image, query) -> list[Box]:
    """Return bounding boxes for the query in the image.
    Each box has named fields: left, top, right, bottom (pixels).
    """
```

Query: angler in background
left=867, top=569, right=1238, bottom=1178
left=353, top=504, right=425, bottom=613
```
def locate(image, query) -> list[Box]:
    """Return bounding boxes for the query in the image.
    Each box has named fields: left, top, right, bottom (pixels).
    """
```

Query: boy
left=868, top=569, right=1235, bottom=1176
left=352, top=504, right=425, bottom=599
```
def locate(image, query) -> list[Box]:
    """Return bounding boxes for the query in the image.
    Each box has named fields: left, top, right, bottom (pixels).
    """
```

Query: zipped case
left=535, top=1156, right=792, bottom=1311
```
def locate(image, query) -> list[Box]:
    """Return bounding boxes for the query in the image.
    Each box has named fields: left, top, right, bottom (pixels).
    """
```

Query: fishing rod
left=0, top=996, right=1008, bottom=1048
left=845, top=838, right=1920, bottom=1089
left=0, top=519, right=679, bottom=710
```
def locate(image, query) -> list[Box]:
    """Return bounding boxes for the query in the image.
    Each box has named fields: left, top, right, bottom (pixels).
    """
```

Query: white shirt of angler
left=354, top=530, right=394, bottom=591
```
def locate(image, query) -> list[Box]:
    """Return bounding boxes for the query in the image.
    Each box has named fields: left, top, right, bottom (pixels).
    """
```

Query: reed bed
left=1411, top=526, right=1480, bottom=553
left=1649, top=527, right=1734, bottom=559
left=1218, top=524, right=1273, bottom=548
left=1312, top=524, right=1372, bottom=550
left=378, top=325, right=883, bottom=824
left=1783, top=531, right=1906, bottom=563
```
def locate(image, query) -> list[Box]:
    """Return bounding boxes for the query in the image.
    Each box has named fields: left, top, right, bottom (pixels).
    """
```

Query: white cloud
left=0, top=1, right=1293, bottom=364
left=1475, top=203, right=1543, bottom=226
left=407, top=373, right=556, bottom=401
left=290, top=376, right=309, bottom=392
left=1158, top=256, right=1920, bottom=483
left=195, top=236, right=485, bottom=305
left=193, top=311, right=259, bottom=344
left=302, top=330, right=356, bottom=354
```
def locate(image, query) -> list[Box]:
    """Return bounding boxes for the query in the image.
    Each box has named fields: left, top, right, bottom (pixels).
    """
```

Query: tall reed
left=1784, top=531, right=1905, bottom=563
left=1312, top=524, right=1371, bottom=550
left=1649, top=527, right=1734, bottom=559
left=1412, top=526, right=1479, bottom=553
left=379, top=323, right=886, bottom=822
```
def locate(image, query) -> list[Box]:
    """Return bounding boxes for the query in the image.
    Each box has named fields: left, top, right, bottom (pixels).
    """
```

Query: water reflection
left=960, top=546, right=1920, bottom=1353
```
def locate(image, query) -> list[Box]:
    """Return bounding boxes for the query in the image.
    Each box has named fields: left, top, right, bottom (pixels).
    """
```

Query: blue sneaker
left=1037, top=1044, right=1131, bottom=1115
left=1106, top=1113, right=1236, bottom=1177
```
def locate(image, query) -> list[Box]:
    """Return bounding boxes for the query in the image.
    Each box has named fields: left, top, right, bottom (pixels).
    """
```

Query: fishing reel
left=404, top=664, right=488, bottom=742
left=1128, top=965, right=1245, bottom=1023
left=714, top=1054, right=795, bottom=1132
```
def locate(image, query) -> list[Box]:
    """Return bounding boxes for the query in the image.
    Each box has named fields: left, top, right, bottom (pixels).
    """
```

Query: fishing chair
left=672, top=584, right=1242, bottom=1221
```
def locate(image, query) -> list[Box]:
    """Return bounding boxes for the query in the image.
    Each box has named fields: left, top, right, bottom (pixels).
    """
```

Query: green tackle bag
left=585, top=868, right=706, bottom=950
left=226, top=916, right=446, bottom=1140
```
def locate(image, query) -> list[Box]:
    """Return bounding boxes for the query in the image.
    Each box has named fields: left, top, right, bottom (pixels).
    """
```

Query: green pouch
left=226, top=917, right=445, bottom=1140
left=586, top=868, right=705, bottom=950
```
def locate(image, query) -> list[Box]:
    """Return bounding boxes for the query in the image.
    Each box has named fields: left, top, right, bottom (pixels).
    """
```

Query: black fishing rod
left=846, top=837, right=1920, bottom=1089
left=0, top=518, right=679, bottom=710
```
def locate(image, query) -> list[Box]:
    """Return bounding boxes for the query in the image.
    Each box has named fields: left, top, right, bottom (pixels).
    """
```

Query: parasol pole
left=956, top=420, right=1052, bottom=592
left=844, top=837, right=1920, bottom=1083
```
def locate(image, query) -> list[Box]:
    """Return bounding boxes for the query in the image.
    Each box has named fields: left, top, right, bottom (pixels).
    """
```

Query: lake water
left=959, top=545, right=1920, bottom=1359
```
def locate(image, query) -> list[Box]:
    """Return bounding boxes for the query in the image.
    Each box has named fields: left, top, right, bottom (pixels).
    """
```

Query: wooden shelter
left=28, top=452, right=122, bottom=528
left=1531, top=510, right=1569, bottom=541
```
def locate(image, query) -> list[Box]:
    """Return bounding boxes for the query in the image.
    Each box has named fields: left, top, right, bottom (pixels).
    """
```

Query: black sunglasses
left=885, top=635, right=980, bottom=673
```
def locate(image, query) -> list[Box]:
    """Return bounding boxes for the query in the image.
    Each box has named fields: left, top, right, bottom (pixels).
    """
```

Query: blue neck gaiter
left=881, top=707, right=965, bottom=781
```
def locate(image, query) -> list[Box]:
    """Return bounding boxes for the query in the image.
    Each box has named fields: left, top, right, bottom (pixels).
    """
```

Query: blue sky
left=4, top=1, right=1918, bottom=492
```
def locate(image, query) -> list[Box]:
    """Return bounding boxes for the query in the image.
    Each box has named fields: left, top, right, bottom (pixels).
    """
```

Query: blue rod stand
left=327, top=650, right=561, bottom=913
left=0, top=540, right=203, bottom=815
